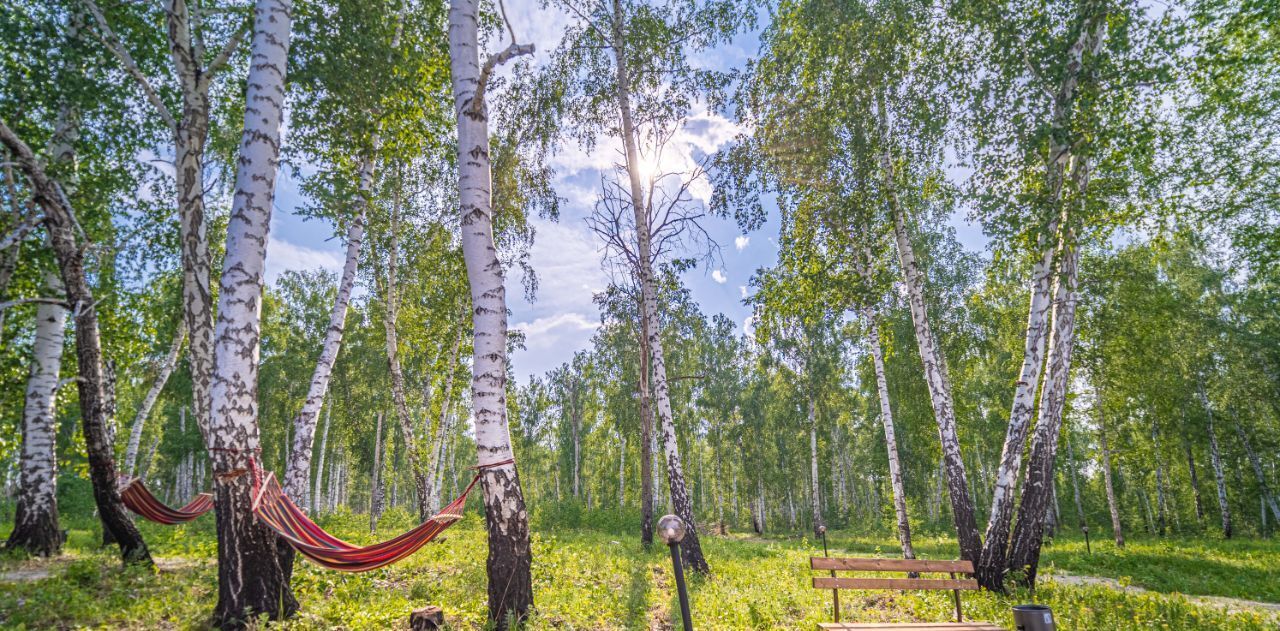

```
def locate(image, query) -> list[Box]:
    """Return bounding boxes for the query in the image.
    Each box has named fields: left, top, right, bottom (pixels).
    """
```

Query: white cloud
left=742, top=314, right=758, bottom=338
left=509, top=218, right=611, bottom=379
left=739, top=285, right=749, bottom=299
left=513, top=312, right=599, bottom=339
left=264, top=238, right=344, bottom=283
left=735, top=235, right=750, bottom=252
left=711, top=269, right=727, bottom=284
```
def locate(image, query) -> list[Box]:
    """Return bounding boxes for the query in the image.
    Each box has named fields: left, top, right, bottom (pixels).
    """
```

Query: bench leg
left=951, top=572, right=962, bottom=622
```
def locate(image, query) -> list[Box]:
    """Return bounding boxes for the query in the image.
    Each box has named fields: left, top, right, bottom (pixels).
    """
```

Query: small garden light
left=658, top=514, right=693, bottom=630
left=658, top=514, right=687, bottom=545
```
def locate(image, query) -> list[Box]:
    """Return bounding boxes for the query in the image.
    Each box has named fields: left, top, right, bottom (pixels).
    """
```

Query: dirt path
left=0, top=556, right=203, bottom=584
left=1046, top=571, right=1280, bottom=618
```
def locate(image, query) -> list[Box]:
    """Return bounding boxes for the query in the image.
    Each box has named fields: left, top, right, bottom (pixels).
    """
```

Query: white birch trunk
left=1153, top=421, right=1169, bottom=535
left=607, top=0, right=708, bottom=573
left=124, top=323, right=186, bottom=477
left=448, top=0, right=534, bottom=622
left=886, top=161, right=980, bottom=562
left=1233, top=417, right=1280, bottom=523
left=370, top=411, right=384, bottom=533
left=312, top=404, right=330, bottom=513
left=381, top=199, right=435, bottom=521
left=619, top=434, right=627, bottom=509
left=808, top=395, right=823, bottom=537
left=1008, top=227, right=1083, bottom=582
left=426, top=322, right=465, bottom=515
left=864, top=306, right=916, bottom=559
left=5, top=271, right=67, bottom=556
left=283, top=159, right=368, bottom=506
left=1097, top=397, right=1124, bottom=547
left=1200, top=384, right=1232, bottom=538
left=206, top=0, right=296, bottom=621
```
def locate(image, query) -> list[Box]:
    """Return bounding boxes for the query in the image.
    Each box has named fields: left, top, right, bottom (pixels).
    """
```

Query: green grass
left=1, top=509, right=1276, bottom=629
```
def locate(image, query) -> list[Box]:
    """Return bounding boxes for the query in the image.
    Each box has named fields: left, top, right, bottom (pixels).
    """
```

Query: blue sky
left=262, top=2, right=990, bottom=382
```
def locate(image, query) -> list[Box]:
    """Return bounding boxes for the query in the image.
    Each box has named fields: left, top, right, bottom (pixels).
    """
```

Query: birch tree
left=0, top=121, right=152, bottom=565
left=4, top=270, right=68, bottom=557
left=205, top=0, right=296, bottom=623
left=122, top=322, right=186, bottom=477
left=552, top=0, right=750, bottom=574
left=447, top=0, right=534, bottom=623
left=82, top=0, right=250, bottom=442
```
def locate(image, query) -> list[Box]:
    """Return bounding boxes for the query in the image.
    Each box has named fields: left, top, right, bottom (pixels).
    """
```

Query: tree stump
left=410, top=606, right=444, bottom=630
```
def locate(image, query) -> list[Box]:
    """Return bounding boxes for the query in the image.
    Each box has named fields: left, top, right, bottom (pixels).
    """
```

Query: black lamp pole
left=819, top=525, right=838, bottom=622
left=659, top=514, right=694, bottom=631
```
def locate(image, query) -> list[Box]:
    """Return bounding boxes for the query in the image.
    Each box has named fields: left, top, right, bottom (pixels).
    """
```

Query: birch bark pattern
left=886, top=161, right=980, bottom=563
left=864, top=307, right=916, bottom=559
left=283, top=158, right=368, bottom=507
left=638, top=316, right=655, bottom=546
left=608, top=0, right=709, bottom=574
left=1199, top=383, right=1232, bottom=538
left=1097, top=394, right=1125, bottom=547
left=448, top=0, right=534, bottom=623
left=1232, top=416, right=1280, bottom=523
left=1008, top=228, right=1082, bottom=585
left=124, top=323, right=186, bottom=477
left=370, top=411, right=385, bottom=534
left=5, top=271, right=67, bottom=556
left=381, top=200, right=433, bottom=522
left=206, top=1, right=297, bottom=624
left=0, top=120, right=152, bottom=565
left=808, top=395, right=824, bottom=537
left=427, top=323, right=464, bottom=515
left=313, top=404, right=330, bottom=513
left=1185, top=432, right=1205, bottom=524
left=978, top=8, right=1105, bottom=588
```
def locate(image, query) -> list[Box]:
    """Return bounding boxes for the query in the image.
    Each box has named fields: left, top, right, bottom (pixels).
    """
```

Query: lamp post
left=659, top=514, right=694, bottom=631
left=818, top=525, right=838, bottom=622
left=1082, top=525, right=1091, bottom=555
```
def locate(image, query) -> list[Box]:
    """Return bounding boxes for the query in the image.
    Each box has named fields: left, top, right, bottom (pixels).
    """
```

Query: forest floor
left=1, top=507, right=1277, bottom=630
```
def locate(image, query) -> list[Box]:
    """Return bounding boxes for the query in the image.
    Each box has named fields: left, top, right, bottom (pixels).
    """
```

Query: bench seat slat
left=818, top=624, right=1002, bottom=630
left=813, top=577, right=979, bottom=591
left=811, top=557, right=975, bottom=573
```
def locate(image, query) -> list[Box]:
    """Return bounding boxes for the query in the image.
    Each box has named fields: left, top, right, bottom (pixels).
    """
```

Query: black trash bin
left=1012, top=604, right=1055, bottom=631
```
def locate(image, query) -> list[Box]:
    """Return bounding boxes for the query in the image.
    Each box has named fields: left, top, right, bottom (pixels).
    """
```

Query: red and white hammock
left=119, top=477, right=214, bottom=525
left=251, top=471, right=480, bottom=572
left=118, top=459, right=501, bottom=573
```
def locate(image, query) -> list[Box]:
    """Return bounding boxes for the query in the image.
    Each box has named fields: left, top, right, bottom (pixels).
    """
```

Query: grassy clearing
left=1, top=509, right=1276, bottom=629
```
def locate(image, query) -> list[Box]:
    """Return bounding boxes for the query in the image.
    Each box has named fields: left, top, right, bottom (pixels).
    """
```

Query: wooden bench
left=810, top=557, right=1001, bottom=630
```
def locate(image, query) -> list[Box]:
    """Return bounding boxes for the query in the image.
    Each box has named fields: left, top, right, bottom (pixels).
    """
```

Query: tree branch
left=204, top=22, right=249, bottom=81
left=0, top=297, right=70, bottom=312
left=0, top=207, right=41, bottom=250
left=81, top=0, right=177, bottom=131
left=472, top=41, right=536, bottom=115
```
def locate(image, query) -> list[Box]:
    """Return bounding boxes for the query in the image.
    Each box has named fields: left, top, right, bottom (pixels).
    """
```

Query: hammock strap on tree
left=253, top=458, right=514, bottom=572
left=118, top=477, right=214, bottom=525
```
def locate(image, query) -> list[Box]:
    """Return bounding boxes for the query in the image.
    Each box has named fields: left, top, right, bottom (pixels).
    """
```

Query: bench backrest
left=810, top=557, right=977, bottom=591
left=810, top=557, right=976, bottom=623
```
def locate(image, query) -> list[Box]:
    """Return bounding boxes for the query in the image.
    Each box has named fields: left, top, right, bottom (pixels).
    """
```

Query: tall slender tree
left=447, top=0, right=534, bottom=623
left=205, top=0, right=297, bottom=624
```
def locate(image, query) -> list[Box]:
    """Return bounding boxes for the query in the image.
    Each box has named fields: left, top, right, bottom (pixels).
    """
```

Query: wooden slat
left=813, top=577, right=979, bottom=591
left=810, top=557, right=974, bottom=573
left=818, top=624, right=1002, bottom=630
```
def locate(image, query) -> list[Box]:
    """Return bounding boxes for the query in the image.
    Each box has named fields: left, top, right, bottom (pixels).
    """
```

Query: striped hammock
left=119, top=477, right=214, bottom=525
left=252, top=471, right=480, bottom=572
